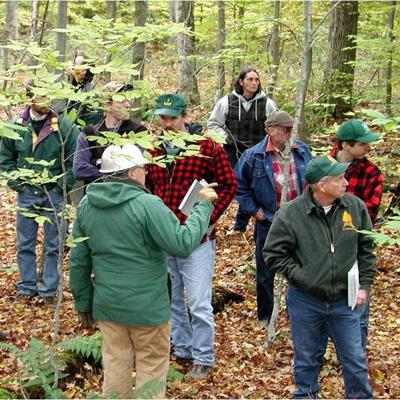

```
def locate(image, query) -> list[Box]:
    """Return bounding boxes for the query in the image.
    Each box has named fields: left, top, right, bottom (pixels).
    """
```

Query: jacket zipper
left=320, top=207, right=338, bottom=299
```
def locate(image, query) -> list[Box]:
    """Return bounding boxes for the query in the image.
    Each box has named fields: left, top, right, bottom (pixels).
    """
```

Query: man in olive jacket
left=264, top=156, right=375, bottom=399
left=0, top=84, right=78, bottom=302
left=69, top=143, right=217, bottom=399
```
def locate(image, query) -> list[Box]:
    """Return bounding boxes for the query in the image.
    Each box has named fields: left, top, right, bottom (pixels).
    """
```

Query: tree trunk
left=214, top=0, right=226, bottom=103
left=38, top=1, right=50, bottom=47
left=294, top=0, right=313, bottom=140
left=56, top=0, right=68, bottom=63
left=106, top=0, right=117, bottom=21
left=230, top=4, right=245, bottom=90
left=175, top=0, right=200, bottom=105
left=267, top=1, right=281, bottom=98
left=323, top=0, right=359, bottom=119
left=2, top=0, right=19, bottom=71
left=131, top=0, right=148, bottom=119
left=385, top=1, right=396, bottom=116
left=30, top=0, right=40, bottom=40
left=265, top=0, right=313, bottom=349
left=103, top=1, right=117, bottom=82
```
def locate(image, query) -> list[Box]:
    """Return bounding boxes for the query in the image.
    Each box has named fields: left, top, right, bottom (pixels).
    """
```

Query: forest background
left=0, top=0, right=399, bottom=399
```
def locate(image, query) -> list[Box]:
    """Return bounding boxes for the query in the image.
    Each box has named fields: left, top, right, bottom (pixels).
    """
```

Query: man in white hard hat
left=69, top=143, right=218, bottom=399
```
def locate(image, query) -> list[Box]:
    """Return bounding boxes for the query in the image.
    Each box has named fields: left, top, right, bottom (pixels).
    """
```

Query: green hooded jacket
left=69, top=180, right=214, bottom=326
left=263, top=187, right=376, bottom=301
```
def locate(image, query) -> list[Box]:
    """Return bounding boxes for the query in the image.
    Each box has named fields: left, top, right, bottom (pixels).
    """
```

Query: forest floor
left=0, top=187, right=399, bottom=398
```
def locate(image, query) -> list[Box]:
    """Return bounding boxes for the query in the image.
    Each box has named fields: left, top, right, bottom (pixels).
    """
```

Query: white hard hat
left=99, top=144, right=148, bottom=174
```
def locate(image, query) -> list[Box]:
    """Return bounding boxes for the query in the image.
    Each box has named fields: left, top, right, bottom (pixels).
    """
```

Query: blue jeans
left=166, top=240, right=215, bottom=366
left=255, top=220, right=274, bottom=321
left=286, top=285, right=372, bottom=399
left=16, top=187, right=64, bottom=297
left=318, top=301, right=370, bottom=366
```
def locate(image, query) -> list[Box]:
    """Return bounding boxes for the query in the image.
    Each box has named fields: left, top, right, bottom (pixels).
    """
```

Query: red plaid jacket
left=146, top=138, right=237, bottom=240
left=330, top=146, right=383, bottom=223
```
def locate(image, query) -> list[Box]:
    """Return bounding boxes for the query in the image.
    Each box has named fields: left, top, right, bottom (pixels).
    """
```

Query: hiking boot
left=15, top=292, right=35, bottom=301
left=42, top=296, right=57, bottom=307
left=175, top=356, right=193, bottom=366
left=186, top=364, right=213, bottom=380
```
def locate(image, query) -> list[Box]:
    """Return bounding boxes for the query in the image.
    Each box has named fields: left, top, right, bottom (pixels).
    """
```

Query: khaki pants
left=98, top=320, right=170, bottom=399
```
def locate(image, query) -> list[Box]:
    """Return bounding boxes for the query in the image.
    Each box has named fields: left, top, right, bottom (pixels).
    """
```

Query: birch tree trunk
left=264, top=0, right=313, bottom=349
left=131, top=0, right=148, bottom=119
left=385, top=0, right=396, bottom=116
left=30, top=0, right=40, bottom=40
left=175, top=0, right=200, bottom=104
left=214, top=0, right=226, bottom=103
left=56, top=0, right=68, bottom=63
left=323, top=0, right=359, bottom=119
left=268, top=1, right=281, bottom=98
left=293, top=0, right=313, bottom=140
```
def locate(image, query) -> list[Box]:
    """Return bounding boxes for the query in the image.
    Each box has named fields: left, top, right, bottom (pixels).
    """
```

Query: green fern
left=0, top=337, right=67, bottom=398
left=61, top=333, right=102, bottom=365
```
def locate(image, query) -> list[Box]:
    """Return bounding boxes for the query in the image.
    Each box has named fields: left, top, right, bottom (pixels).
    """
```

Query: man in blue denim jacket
left=234, top=110, right=311, bottom=326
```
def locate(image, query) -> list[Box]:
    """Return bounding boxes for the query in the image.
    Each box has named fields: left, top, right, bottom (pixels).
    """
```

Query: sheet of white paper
left=348, top=260, right=359, bottom=310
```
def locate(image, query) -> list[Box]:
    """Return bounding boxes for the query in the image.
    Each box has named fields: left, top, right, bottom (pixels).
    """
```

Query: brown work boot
left=186, top=364, right=213, bottom=380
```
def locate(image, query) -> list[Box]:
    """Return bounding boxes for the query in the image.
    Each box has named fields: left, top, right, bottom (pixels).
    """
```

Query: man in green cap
left=234, top=109, right=311, bottom=327
left=146, top=93, right=237, bottom=380
left=263, top=155, right=375, bottom=399
left=327, top=119, right=383, bottom=351
left=330, top=119, right=383, bottom=223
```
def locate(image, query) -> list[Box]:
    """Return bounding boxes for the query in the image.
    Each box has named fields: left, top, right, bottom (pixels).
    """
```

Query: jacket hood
left=231, top=90, right=267, bottom=103
left=86, top=181, right=148, bottom=209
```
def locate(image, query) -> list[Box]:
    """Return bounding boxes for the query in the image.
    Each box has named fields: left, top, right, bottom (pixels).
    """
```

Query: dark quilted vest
left=225, top=93, right=267, bottom=147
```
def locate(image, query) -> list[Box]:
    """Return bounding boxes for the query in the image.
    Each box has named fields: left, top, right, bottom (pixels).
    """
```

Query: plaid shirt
left=330, top=146, right=383, bottom=222
left=146, top=138, right=237, bottom=240
left=267, top=140, right=300, bottom=207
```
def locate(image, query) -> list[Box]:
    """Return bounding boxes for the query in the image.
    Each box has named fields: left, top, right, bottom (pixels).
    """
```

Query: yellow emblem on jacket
left=342, top=211, right=355, bottom=230
left=51, top=116, right=59, bottom=132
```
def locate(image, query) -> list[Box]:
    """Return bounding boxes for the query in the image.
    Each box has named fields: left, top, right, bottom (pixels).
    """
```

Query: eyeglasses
left=277, top=126, right=293, bottom=134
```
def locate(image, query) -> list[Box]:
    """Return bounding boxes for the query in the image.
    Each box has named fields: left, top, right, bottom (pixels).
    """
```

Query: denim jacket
left=234, top=136, right=311, bottom=222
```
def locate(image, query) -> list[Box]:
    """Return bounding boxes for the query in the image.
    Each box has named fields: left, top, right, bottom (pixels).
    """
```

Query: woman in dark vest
left=207, top=67, right=277, bottom=231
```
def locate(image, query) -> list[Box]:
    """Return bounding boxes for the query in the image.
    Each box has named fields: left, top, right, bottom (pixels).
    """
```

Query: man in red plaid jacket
left=330, top=119, right=383, bottom=224
left=327, top=119, right=383, bottom=351
left=146, top=94, right=237, bottom=381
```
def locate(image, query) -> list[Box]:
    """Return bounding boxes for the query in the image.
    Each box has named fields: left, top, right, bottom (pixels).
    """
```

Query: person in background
left=264, top=155, right=375, bottom=399
left=234, top=110, right=311, bottom=327
left=64, top=54, right=103, bottom=126
left=318, top=119, right=383, bottom=354
left=146, top=93, right=237, bottom=380
left=70, top=143, right=218, bottom=398
left=207, top=67, right=277, bottom=231
left=72, top=81, right=147, bottom=188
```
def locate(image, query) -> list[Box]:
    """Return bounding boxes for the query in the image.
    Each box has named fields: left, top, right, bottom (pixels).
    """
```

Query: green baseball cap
left=336, top=119, right=380, bottom=143
left=265, top=110, right=294, bottom=128
left=154, top=94, right=187, bottom=117
left=305, top=155, right=350, bottom=184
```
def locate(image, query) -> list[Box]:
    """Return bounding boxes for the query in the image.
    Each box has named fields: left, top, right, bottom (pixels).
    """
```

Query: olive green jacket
left=263, top=187, right=376, bottom=301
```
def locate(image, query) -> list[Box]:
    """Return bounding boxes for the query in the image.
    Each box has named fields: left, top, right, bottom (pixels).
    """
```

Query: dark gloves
left=78, top=312, right=95, bottom=328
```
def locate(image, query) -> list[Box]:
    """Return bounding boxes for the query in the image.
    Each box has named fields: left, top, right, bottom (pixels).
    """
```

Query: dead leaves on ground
left=0, top=193, right=399, bottom=398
